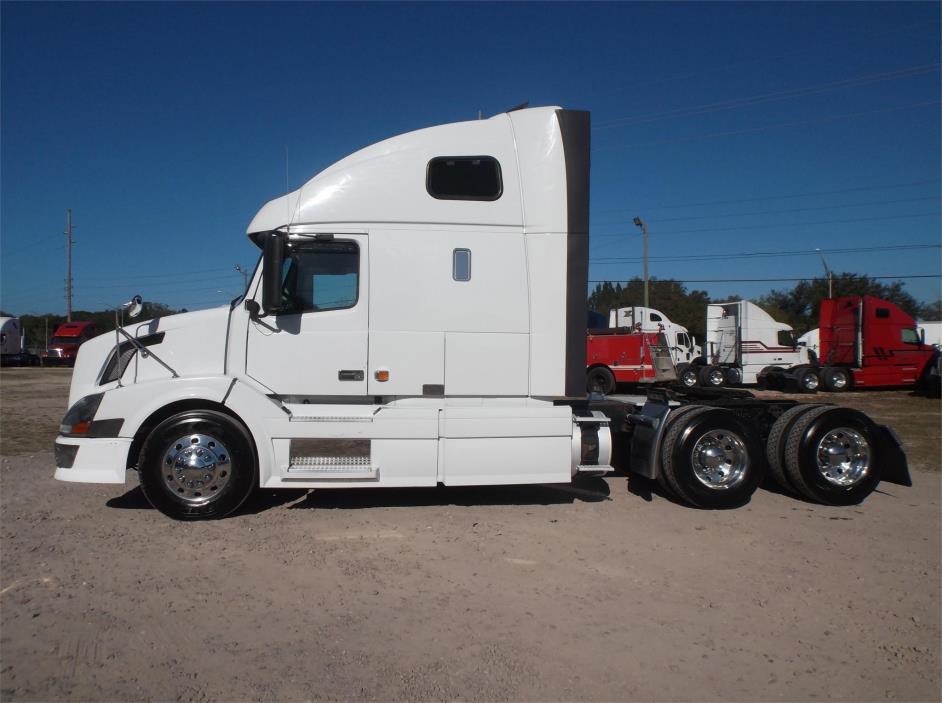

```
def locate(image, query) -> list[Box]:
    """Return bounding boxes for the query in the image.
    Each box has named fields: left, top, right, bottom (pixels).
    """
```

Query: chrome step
left=576, top=464, right=612, bottom=477
left=286, top=456, right=378, bottom=479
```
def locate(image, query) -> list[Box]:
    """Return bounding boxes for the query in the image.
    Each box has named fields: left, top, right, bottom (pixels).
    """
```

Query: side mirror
left=261, top=231, right=286, bottom=315
left=920, top=328, right=926, bottom=345
left=244, top=299, right=261, bottom=321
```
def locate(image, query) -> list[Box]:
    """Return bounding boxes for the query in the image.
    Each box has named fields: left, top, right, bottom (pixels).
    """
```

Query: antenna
left=64, top=209, right=74, bottom=322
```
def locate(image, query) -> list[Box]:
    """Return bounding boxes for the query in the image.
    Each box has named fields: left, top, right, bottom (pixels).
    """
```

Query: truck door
left=245, top=235, right=368, bottom=396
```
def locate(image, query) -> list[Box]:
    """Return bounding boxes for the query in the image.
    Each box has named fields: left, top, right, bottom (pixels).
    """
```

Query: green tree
left=756, top=273, right=925, bottom=336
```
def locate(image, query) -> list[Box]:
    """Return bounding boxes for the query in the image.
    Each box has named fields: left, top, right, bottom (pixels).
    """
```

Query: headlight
left=59, top=393, right=104, bottom=436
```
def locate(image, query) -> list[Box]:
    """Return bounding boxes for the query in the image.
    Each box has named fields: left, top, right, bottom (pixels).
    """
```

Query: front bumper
left=53, top=436, right=131, bottom=484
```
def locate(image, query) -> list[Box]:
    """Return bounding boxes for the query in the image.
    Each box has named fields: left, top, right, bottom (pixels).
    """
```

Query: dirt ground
left=1, top=368, right=940, bottom=702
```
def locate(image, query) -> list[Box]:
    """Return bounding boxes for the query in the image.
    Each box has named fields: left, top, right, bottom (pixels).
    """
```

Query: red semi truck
left=41, top=321, right=97, bottom=367
left=762, top=295, right=938, bottom=392
left=815, top=295, right=938, bottom=391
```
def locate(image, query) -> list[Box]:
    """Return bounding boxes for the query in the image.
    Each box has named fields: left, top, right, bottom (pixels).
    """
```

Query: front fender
left=96, top=377, right=235, bottom=439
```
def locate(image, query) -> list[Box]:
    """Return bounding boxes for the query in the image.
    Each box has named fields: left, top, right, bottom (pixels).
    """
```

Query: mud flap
left=873, top=424, right=911, bottom=487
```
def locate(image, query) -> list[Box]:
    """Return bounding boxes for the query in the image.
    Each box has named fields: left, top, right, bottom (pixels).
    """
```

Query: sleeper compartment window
left=427, top=156, right=502, bottom=200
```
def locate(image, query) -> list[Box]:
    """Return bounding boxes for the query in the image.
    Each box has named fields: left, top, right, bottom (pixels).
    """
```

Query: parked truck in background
left=805, top=295, right=938, bottom=392
left=53, top=107, right=910, bottom=520
left=0, top=317, right=40, bottom=367
left=42, top=321, right=97, bottom=367
left=692, top=301, right=816, bottom=390
left=608, top=305, right=700, bottom=365
left=586, top=328, right=676, bottom=393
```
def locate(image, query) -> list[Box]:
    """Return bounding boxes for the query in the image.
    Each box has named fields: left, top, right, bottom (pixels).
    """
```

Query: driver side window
left=280, top=240, right=359, bottom=313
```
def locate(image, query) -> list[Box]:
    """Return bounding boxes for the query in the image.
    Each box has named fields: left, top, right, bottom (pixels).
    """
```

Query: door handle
left=338, top=370, right=364, bottom=381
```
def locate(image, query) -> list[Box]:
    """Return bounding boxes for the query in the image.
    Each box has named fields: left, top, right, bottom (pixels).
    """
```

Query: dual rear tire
left=765, top=404, right=878, bottom=504
left=657, top=405, right=764, bottom=509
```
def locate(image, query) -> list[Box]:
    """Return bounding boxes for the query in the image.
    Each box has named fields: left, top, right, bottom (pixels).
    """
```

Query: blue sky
left=2, top=1, right=939, bottom=315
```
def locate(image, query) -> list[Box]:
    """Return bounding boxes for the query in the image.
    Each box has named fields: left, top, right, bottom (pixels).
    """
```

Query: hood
left=69, top=306, right=231, bottom=406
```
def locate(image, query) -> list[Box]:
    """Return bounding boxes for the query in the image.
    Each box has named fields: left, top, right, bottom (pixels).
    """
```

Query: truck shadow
left=105, top=478, right=612, bottom=516
left=284, top=478, right=611, bottom=511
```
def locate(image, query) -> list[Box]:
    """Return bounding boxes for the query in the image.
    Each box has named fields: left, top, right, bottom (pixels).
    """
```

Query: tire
left=820, top=366, right=851, bottom=393
left=765, top=404, right=827, bottom=492
left=660, top=407, right=765, bottom=509
left=138, top=409, right=258, bottom=520
left=725, top=367, right=743, bottom=386
left=783, top=406, right=880, bottom=505
left=699, top=365, right=725, bottom=388
left=586, top=366, right=616, bottom=395
left=677, top=364, right=699, bottom=388
left=654, top=404, right=706, bottom=498
left=794, top=365, right=820, bottom=393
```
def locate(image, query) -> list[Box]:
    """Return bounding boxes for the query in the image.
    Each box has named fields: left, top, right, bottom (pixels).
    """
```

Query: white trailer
left=695, top=301, right=814, bottom=389
left=608, top=306, right=700, bottom=365
left=54, top=107, right=910, bottom=518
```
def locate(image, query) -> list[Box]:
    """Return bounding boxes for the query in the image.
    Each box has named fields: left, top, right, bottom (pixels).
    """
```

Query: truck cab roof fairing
left=246, top=107, right=568, bottom=239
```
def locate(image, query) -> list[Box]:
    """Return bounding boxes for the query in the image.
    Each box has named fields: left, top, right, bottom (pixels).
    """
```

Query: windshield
left=50, top=336, right=81, bottom=345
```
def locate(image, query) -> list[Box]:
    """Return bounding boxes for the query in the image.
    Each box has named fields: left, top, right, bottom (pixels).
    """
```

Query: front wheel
left=660, top=407, right=764, bottom=509
left=794, top=366, right=820, bottom=393
left=139, top=410, right=257, bottom=520
left=586, top=366, right=616, bottom=395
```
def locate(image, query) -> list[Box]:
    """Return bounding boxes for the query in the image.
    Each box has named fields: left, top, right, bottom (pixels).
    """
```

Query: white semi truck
left=608, top=306, right=700, bottom=365
left=688, top=301, right=818, bottom=391
left=0, top=317, right=39, bottom=367
left=54, top=107, right=909, bottom=519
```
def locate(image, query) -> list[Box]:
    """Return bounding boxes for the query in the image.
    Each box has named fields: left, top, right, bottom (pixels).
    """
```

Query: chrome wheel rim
left=829, top=371, right=848, bottom=389
left=682, top=371, right=698, bottom=387
left=690, top=429, right=748, bottom=490
left=708, top=369, right=724, bottom=386
left=162, top=433, right=231, bottom=504
left=816, top=428, right=870, bottom=486
left=803, top=372, right=820, bottom=390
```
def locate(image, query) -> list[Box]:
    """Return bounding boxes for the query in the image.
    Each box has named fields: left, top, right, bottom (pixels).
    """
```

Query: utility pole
left=65, top=209, right=73, bottom=322
left=633, top=216, right=649, bottom=310
left=816, top=248, right=833, bottom=298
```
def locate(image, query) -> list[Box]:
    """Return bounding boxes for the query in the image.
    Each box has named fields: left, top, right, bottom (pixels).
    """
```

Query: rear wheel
left=139, top=410, right=257, bottom=520
left=820, top=366, right=851, bottom=392
left=699, top=365, right=726, bottom=388
left=660, top=407, right=764, bottom=508
left=654, top=405, right=706, bottom=497
left=586, top=366, right=616, bottom=395
left=783, top=407, right=879, bottom=505
left=765, top=404, right=827, bottom=492
left=725, top=367, right=743, bottom=386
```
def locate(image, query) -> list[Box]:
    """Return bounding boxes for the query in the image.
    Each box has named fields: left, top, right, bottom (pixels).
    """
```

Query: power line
left=593, top=100, right=940, bottom=153
left=590, top=243, right=942, bottom=265
left=589, top=274, right=941, bottom=284
left=592, top=210, right=941, bottom=239
left=595, top=195, right=941, bottom=227
left=579, top=20, right=936, bottom=100
left=594, top=63, right=940, bottom=130
left=593, top=178, right=941, bottom=214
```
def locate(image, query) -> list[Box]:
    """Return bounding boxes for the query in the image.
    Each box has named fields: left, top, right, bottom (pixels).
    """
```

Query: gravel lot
left=1, top=368, right=940, bottom=701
